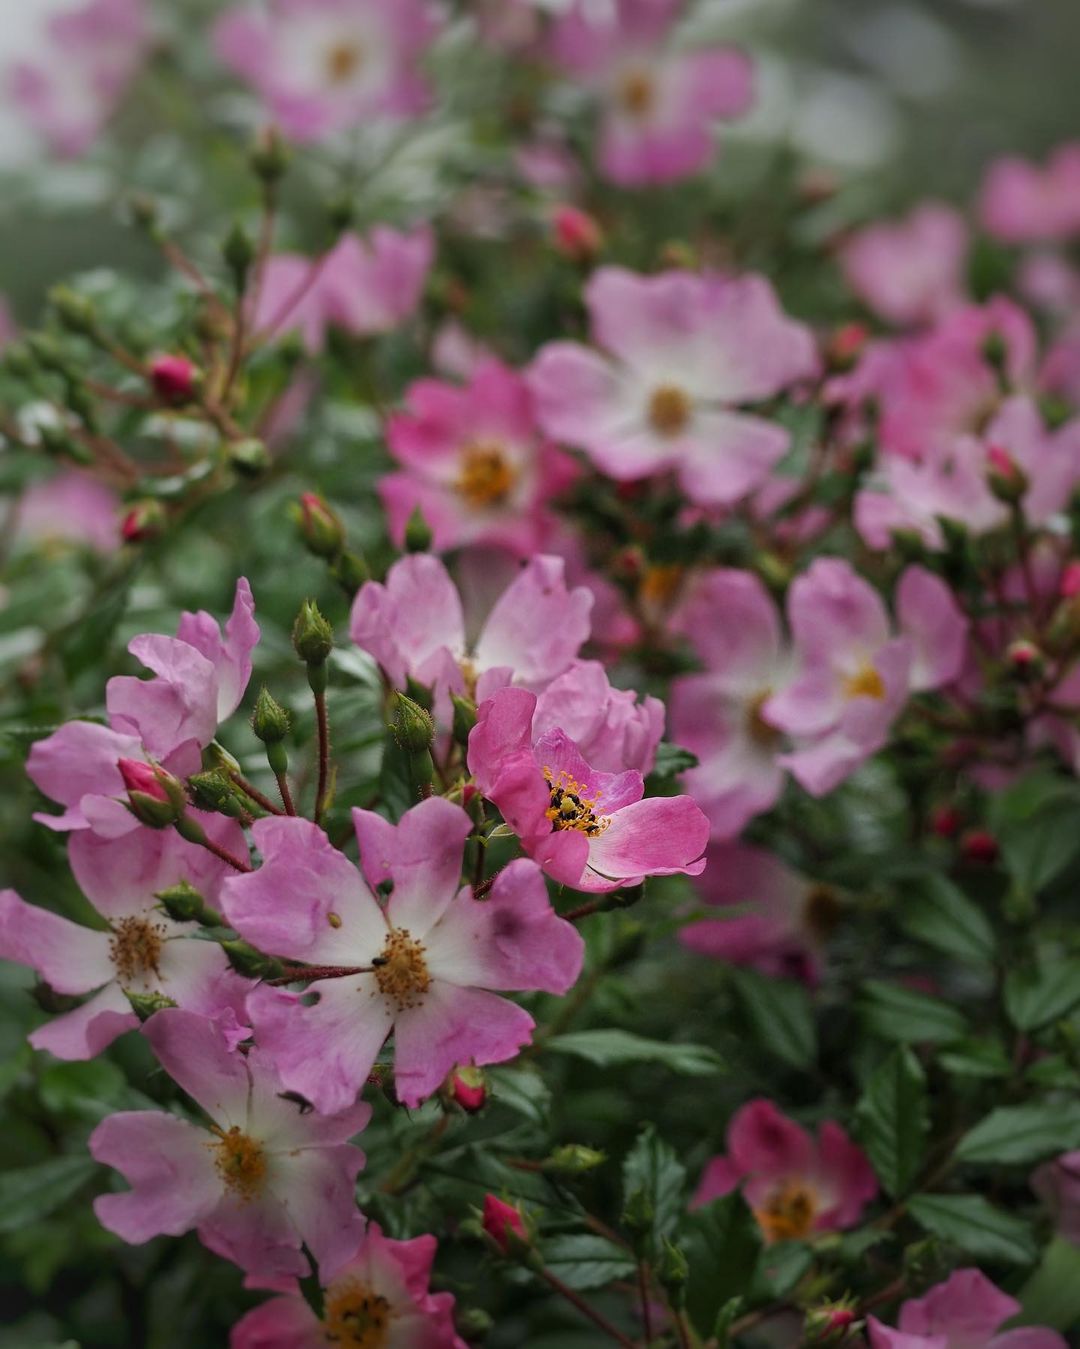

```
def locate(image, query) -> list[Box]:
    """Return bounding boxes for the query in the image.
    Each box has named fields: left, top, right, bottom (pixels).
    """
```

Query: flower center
left=753, top=1178, right=819, bottom=1243
left=108, top=916, right=167, bottom=985
left=842, top=663, right=885, bottom=700
left=745, top=690, right=781, bottom=748
left=321, top=1277, right=391, bottom=1348
left=618, top=69, right=656, bottom=117
left=325, top=39, right=365, bottom=85
left=640, top=563, right=684, bottom=610
left=543, top=768, right=609, bottom=836
left=648, top=385, right=691, bottom=437
left=803, top=884, right=842, bottom=940
left=374, top=927, right=431, bottom=1010
left=456, top=441, right=517, bottom=510
left=209, top=1125, right=267, bottom=1202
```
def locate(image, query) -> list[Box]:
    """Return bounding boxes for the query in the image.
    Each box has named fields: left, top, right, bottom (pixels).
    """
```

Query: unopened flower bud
left=331, top=549, right=371, bottom=597
left=826, top=322, right=869, bottom=372
left=1005, top=638, right=1044, bottom=681
left=404, top=505, right=433, bottom=553
left=188, top=769, right=248, bottom=819
left=128, top=192, right=160, bottom=235
left=125, top=990, right=178, bottom=1021
left=448, top=1065, right=487, bottom=1113
left=986, top=444, right=1029, bottom=503
left=451, top=693, right=477, bottom=747
left=292, top=599, right=334, bottom=666
left=156, top=880, right=220, bottom=926
left=930, top=804, right=963, bottom=838
left=49, top=286, right=98, bottom=338
left=3, top=341, right=36, bottom=380
left=481, top=1195, right=529, bottom=1255
left=118, top=758, right=186, bottom=829
left=541, top=1144, right=606, bottom=1175
left=804, top=1299, right=861, bottom=1344
left=121, top=499, right=167, bottom=544
left=150, top=353, right=198, bottom=404
left=252, top=686, right=291, bottom=744
left=250, top=126, right=291, bottom=184
left=960, top=829, right=999, bottom=866
left=223, top=221, right=255, bottom=293
left=220, top=939, right=283, bottom=980
left=657, top=1238, right=689, bottom=1306
left=390, top=691, right=435, bottom=755
left=455, top=1307, right=493, bottom=1341
left=552, top=205, right=603, bottom=262
left=39, top=422, right=92, bottom=465
left=657, top=240, right=698, bottom=270
left=229, top=437, right=270, bottom=477
left=621, top=1186, right=654, bottom=1240
left=295, top=492, right=345, bottom=559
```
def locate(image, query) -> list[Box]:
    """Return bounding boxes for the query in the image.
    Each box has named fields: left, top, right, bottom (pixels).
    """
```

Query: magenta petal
left=353, top=796, right=471, bottom=936
left=583, top=795, right=709, bottom=890
left=0, top=888, right=114, bottom=994
left=727, top=1098, right=816, bottom=1180
left=899, top=1268, right=1019, bottom=1343
left=229, top=1296, right=320, bottom=1349
left=200, top=1190, right=308, bottom=1282
left=475, top=555, right=593, bottom=689
left=896, top=565, right=969, bottom=692
left=26, top=720, right=144, bottom=825
left=30, top=982, right=138, bottom=1060
left=467, top=687, right=538, bottom=796
left=143, top=1007, right=252, bottom=1127
left=691, top=1156, right=744, bottom=1208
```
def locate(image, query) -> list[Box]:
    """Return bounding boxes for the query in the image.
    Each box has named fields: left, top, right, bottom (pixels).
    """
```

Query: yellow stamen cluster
left=543, top=768, right=609, bottom=836
left=374, top=927, right=431, bottom=1010
left=639, top=563, right=684, bottom=611
left=843, top=663, right=886, bottom=701
left=618, top=69, right=656, bottom=117
left=647, top=384, right=691, bottom=437
left=109, top=915, right=167, bottom=985
left=745, top=690, right=781, bottom=748
left=325, top=40, right=365, bottom=85
left=209, top=1126, right=267, bottom=1202
left=322, top=1278, right=392, bottom=1347
left=753, top=1179, right=819, bottom=1243
left=455, top=441, right=517, bottom=510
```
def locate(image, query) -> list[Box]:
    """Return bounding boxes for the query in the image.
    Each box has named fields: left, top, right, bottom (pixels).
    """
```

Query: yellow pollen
left=321, top=1277, right=391, bottom=1347
left=618, top=69, right=655, bottom=117
left=455, top=441, right=517, bottom=510
left=459, top=656, right=479, bottom=699
left=209, top=1125, right=267, bottom=1202
left=648, top=385, right=691, bottom=437
left=328, top=911, right=342, bottom=928
left=325, top=39, right=365, bottom=85
left=843, top=663, right=886, bottom=701
left=109, top=916, right=167, bottom=985
left=753, top=1178, right=819, bottom=1243
left=745, top=690, right=781, bottom=748
left=803, top=884, right=842, bottom=941
left=374, top=928, right=431, bottom=1011
left=640, top=563, right=684, bottom=610
left=543, top=768, right=609, bottom=837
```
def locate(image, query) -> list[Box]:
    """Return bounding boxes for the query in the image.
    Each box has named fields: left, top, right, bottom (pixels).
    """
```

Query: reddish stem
left=538, top=1269, right=636, bottom=1349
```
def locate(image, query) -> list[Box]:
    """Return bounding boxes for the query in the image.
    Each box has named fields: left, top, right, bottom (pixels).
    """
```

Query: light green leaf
left=955, top=1101, right=1080, bottom=1166
left=898, top=875, right=996, bottom=965
left=546, top=1030, right=722, bottom=1076
left=621, top=1124, right=686, bottom=1249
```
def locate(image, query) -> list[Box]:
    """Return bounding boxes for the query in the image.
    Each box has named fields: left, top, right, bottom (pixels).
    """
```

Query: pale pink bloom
left=230, top=1222, right=467, bottom=1348
left=667, top=569, right=792, bottom=837
left=253, top=226, right=434, bottom=354
left=839, top=202, right=969, bottom=328
left=14, top=470, right=120, bottom=554
left=222, top=800, right=583, bottom=1111
left=529, top=267, right=819, bottom=507
left=531, top=660, right=664, bottom=775
left=213, top=0, right=434, bottom=143
left=1042, top=323, right=1080, bottom=409
left=380, top=360, right=579, bottom=555
left=1031, top=1152, right=1080, bottom=1246
left=681, top=843, right=838, bottom=986
left=1017, top=253, right=1080, bottom=316
left=765, top=561, right=966, bottom=796
left=27, top=578, right=258, bottom=836
left=549, top=0, right=753, bottom=186
left=430, top=320, right=493, bottom=380
left=693, top=1098, right=877, bottom=1242
left=868, top=1268, right=1066, bottom=1349
left=0, top=827, right=248, bottom=1061
left=515, top=136, right=584, bottom=193
left=350, top=552, right=592, bottom=719
left=467, top=686, right=709, bottom=892
left=979, top=143, right=1080, bottom=244
left=7, top=0, right=150, bottom=158
left=91, top=1010, right=369, bottom=1281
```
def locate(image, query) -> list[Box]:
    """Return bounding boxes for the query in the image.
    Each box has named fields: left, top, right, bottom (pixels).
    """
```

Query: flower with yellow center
left=842, top=663, right=886, bottom=701
left=108, top=915, right=167, bottom=986
left=455, top=440, right=517, bottom=510
left=373, top=927, right=431, bottom=1011
left=543, top=768, right=609, bottom=837
left=321, top=1277, right=392, bottom=1348
left=208, top=1124, right=268, bottom=1203
left=325, top=39, right=365, bottom=85
left=745, top=689, right=781, bottom=749
left=618, top=69, right=656, bottom=118
left=753, top=1178, right=819, bottom=1243
left=648, top=384, right=692, bottom=437
left=639, top=563, right=685, bottom=612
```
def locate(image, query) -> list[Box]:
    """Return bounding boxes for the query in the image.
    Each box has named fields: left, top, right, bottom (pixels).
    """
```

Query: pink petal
left=895, top=566, right=969, bottom=692
left=475, top=555, right=593, bottom=689
left=582, top=795, right=709, bottom=891
left=0, top=888, right=114, bottom=993
left=353, top=796, right=472, bottom=935
left=30, top=982, right=137, bottom=1060
left=727, top=1098, right=816, bottom=1180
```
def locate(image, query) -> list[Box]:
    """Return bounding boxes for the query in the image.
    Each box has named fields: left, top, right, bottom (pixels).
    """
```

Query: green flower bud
left=125, top=990, right=178, bottom=1022
left=223, top=220, right=255, bottom=293
left=657, top=1238, right=689, bottom=1306
left=49, top=286, right=98, bottom=338
left=188, top=769, right=248, bottom=819
left=404, top=505, right=433, bottom=553
left=292, top=599, right=334, bottom=666
left=541, top=1144, right=606, bottom=1176
left=220, top=939, right=283, bottom=980
left=156, top=880, right=221, bottom=926
left=294, top=492, right=345, bottom=560
left=229, top=437, right=270, bottom=477
left=454, top=1307, right=494, bottom=1342
left=621, top=1186, right=654, bottom=1242
left=331, top=549, right=371, bottom=598
left=127, top=192, right=161, bottom=237
left=252, top=687, right=292, bottom=744
left=450, top=693, right=477, bottom=747
left=389, top=691, right=435, bottom=755
left=250, top=127, right=291, bottom=184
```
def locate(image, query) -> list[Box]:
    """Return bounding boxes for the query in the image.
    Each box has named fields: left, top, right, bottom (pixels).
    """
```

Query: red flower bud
left=120, top=499, right=166, bottom=544
left=930, top=804, right=963, bottom=838
left=960, top=829, right=999, bottom=865
left=295, top=492, right=345, bottom=560
left=986, top=444, right=1029, bottom=503
left=449, top=1065, right=486, bottom=1113
left=482, top=1194, right=527, bottom=1253
left=1061, top=561, right=1080, bottom=598
left=552, top=205, right=603, bottom=262
left=118, top=758, right=186, bottom=829
left=118, top=758, right=168, bottom=801
left=826, top=322, right=870, bottom=372
left=149, top=354, right=198, bottom=404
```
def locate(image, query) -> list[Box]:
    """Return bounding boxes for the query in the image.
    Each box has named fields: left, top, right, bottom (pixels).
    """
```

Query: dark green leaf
left=907, top=1193, right=1037, bottom=1264
left=650, top=743, right=699, bottom=778
left=621, top=1124, right=686, bottom=1250
left=540, top=1234, right=636, bottom=1290
left=855, top=1046, right=928, bottom=1197
left=0, top=1156, right=99, bottom=1234
left=938, top=1039, right=1012, bottom=1080
left=858, top=981, right=968, bottom=1044
left=487, top=1066, right=551, bottom=1125
left=682, top=1195, right=761, bottom=1334
left=730, top=968, right=817, bottom=1071
left=898, top=875, right=996, bottom=965
left=989, top=773, right=1080, bottom=896
left=1004, top=958, right=1080, bottom=1031
left=955, top=1101, right=1080, bottom=1166
left=546, top=1030, right=722, bottom=1076
left=1016, top=1236, right=1080, bottom=1331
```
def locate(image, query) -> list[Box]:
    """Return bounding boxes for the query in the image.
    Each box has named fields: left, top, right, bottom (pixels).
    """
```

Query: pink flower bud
left=552, top=205, right=603, bottom=262
left=150, top=354, right=198, bottom=404
left=826, top=322, right=869, bottom=371
left=930, top=804, right=963, bottom=838
left=961, top=829, right=999, bottom=865
left=118, top=758, right=186, bottom=828
left=986, top=444, right=1029, bottom=502
left=449, top=1066, right=487, bottom=1113
left=482, top=1194, right=527, bottom=1252
left=118, top=758, right=168, bottom=802
left=120, top=500, right=166, bottom=544
left=1061, top=561, right=1080, bottom=598
left=296, top=492, right=345, bottom=559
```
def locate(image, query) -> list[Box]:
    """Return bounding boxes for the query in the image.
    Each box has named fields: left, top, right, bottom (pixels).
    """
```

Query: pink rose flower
left=379, top=359, right=579, bottom=555
left=467, top=686, right=709, bottom=892
left=252, top=225, right=434, bottom=354
left=0, top=826, right=248, bottom=1060
left=7, top=0, right=150, bottom=158
left=681, top=843, right=840, bottom=986
left=27, top=578, right=259, bottom=837
left=693, top=1098, right=877, bottom=1242
left=90, top=1009, right=369, bottom=1282
left=221, top=799, right=584, bottom=1111
left=839, top=202, right=969, bottom=328
left=528, top=267, right=819, bottom=507
left=549, top=0, right=753, bottom=186
left=230, top=1222, right=467, bottom=1348
left=868, top=1268, right=1066, bottom=1349
left=213, top=0, right=435, bottom=143
left=14, top=470, right=121, bottom=555
left=350, top=552, right=592, bottom=723
left=979, top=142, right=1080, bottom=244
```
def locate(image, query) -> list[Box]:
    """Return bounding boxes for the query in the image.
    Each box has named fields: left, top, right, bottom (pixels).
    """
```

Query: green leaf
left=621, top=1125, right=686, bottom=1251
left=898, top=875, right=996, bottom=965
left=855, top=1046, right=929, bottom=1197
left=989, top=772, right=1080, bottom=896
left=545, top=1030, right=722, bottom=1076
left=0, top=1156, right=99, bottom=1234
left=1016, top=1236, right=1080, bottom=1331
left=682, top=1195, right=762, bottom=1334
left=1004, top=957, right=1080, bottom=1031
left=858, top=980, right=968, bottom=1044
left=486, top=1065, right=551, bottom=1125
left=752, top=1241, right=814, bottom=1300
left=729, top=968, right=817, bottom=1071
left=540, top=1233, right=636, bottom=1290
left=649, top=743, right=699, bottom=778
left=938, top=1039, right=1012, bottom=1080
left=907, top=1193, right=1037, bottom=1264
left=954, top=1101, right=1080, bottom=1166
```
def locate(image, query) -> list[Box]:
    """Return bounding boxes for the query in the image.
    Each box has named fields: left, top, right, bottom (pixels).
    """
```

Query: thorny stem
left=314, top=688, right=331, bottom=825
left=230, top=771, right=284, bottom=816
left=637, top=1260, right=653, bottom=1343
left=265, top=963, right=375, bottom=987
left=563, top=898, right=605, bottom=922
left=275, top=770, right=297, bottom=816
left=187, top=829, right=252, bottom=874
left=538, top=1268, right=636, bottom=1349
left=256, top=245, right=335, bottom=345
